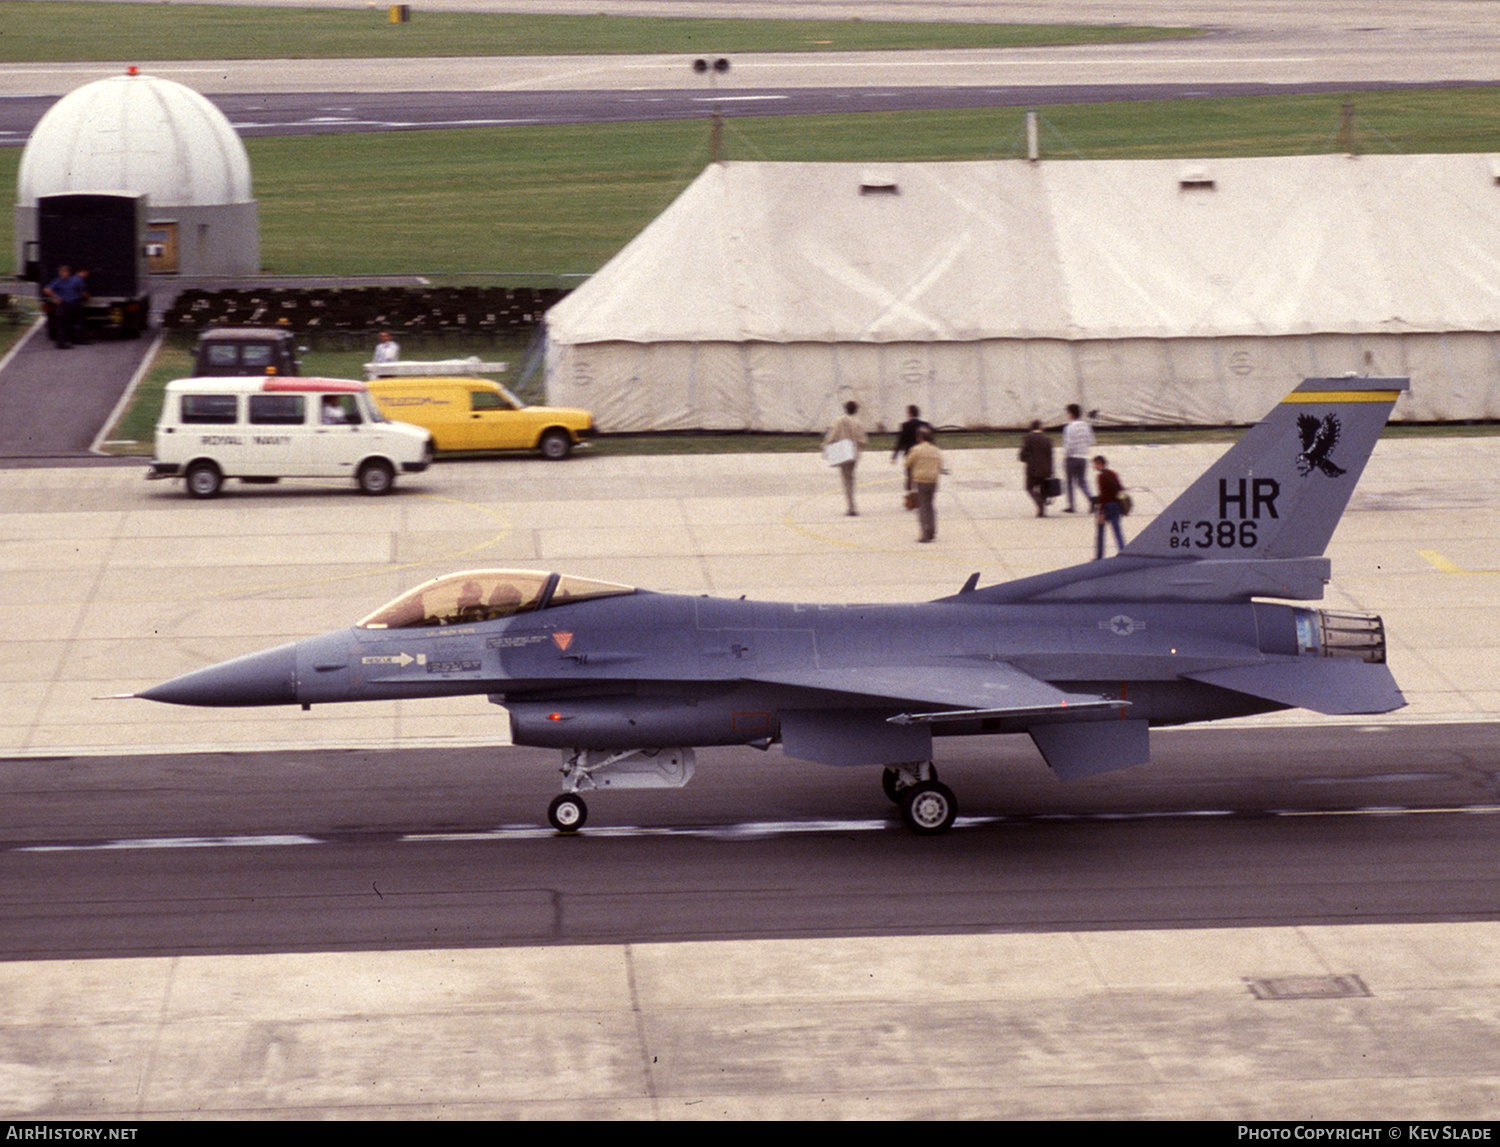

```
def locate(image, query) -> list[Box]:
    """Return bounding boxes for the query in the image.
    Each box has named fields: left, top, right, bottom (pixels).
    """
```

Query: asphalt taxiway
left=5, top=725, right=1500, bottom=960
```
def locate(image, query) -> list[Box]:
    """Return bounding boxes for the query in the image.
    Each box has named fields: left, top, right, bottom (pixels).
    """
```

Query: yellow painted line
left=1281, top=390, right=1402, bottom=403
left=1419, top=549, right=1500, bottom=576
left=782, top=474, right=992, bottom=568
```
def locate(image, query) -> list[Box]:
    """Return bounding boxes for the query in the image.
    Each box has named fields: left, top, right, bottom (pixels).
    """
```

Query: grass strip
left=0, top=296, right=39, bottom=359
left=237, top=87, right=1500, bottom=275
left=0, top=3, right=1193, bottom=63
left=6, top=88, right=1499, bottom=276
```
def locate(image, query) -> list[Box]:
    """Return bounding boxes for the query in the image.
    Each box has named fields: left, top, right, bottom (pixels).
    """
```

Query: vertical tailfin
left=1124, top=377, right=1407, bottom=560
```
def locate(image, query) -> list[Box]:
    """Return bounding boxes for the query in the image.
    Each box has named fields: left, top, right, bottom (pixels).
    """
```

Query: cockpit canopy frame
left=357, top=569, right=635, bottom=629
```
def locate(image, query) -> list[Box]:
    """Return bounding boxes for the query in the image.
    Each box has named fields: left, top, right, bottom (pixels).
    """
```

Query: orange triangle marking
left=552, top=632, right=573, bottom=652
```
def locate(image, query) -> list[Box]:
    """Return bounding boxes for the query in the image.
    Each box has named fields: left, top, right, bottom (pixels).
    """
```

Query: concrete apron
left=0, top=439, right=1493, bottom=757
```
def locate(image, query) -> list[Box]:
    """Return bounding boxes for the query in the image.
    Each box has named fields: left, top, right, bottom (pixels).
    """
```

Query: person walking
left=905, top=426, right=943, bottom=542
left=890, top=404, right=932, bottom=497
left=1019, top=419, right=1055, bottom=517
left=823, top=400, right=867, bottom=516
left=1093, top=455, right=1127, bottom=558
left=1061, top=403, right=1095, bottom=513
left=42, top=264, right=86, bottom=349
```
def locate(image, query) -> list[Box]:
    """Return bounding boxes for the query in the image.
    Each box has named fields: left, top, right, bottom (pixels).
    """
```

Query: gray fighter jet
left=139, top=376, right=1409, bottom=834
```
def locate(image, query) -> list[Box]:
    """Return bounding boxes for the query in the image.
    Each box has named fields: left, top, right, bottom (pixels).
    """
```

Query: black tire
left=881, top=767, right=902, bottom=803
left=185, top=461, right=222, bottom=500
left=357, top=458, right=395, bottom=495
left=548, top=793, right=587, bottom=833
left=899, top=781, right=957, bottom=835
left=539, top=429, right=572, bottom=460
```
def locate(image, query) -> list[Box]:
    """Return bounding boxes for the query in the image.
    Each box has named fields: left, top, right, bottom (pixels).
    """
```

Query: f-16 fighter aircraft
left=139, top=377, right=1409, bottom=834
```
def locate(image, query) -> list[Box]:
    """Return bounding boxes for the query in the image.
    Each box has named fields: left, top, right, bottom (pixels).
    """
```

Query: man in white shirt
left=822, top=400, right=867, bottom=516
left=1061, top=403, right=1096, bottom=513
left=372, top=330, right=400, bottom=365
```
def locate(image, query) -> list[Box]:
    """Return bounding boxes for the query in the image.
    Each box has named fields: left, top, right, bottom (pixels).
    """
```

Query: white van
left=149, top=377, right=433, bottom=498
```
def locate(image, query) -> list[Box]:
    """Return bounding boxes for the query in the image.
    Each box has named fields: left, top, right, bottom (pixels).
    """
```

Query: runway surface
left=191, top=79, right=1500, bottom=135
left=5, top=723, right=1498, bottom=960
left=6, top=1, right=1500, bottom=100
left=5, top=79, right=1492, bottom=146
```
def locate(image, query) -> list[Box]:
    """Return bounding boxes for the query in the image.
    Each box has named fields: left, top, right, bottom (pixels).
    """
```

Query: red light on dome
left=126, top=66, right=139, bottom=76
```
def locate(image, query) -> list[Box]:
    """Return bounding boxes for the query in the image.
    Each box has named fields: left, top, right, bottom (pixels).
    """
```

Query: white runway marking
left=230, top=117, right=539, bottom=130
left=22, top=834, right=321, bottom=852
left=17, top=805, right=1500, bottom=853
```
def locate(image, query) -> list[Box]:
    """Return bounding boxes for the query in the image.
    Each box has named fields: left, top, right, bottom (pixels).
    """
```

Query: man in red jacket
left=1092, top=455, right=1126, bottom=559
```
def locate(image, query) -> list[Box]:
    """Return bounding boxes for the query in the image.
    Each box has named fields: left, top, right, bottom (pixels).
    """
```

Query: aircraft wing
left=743, top=660, right=1133, bottom=772
left=742, top=660, right=1124, bottom=722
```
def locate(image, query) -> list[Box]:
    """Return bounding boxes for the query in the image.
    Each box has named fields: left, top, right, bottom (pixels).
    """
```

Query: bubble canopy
left=358, top=569, right=635, bottom=630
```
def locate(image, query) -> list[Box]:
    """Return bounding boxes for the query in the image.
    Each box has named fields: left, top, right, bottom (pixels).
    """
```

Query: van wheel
left=358, top=459, right=395, bottom=495
left=539, top=429, right=571, bottom=460
left=185, top=461, right=222, bottom=499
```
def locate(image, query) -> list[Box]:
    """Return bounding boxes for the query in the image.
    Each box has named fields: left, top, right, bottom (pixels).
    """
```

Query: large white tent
left=544, top=155, right=1500, bottom=430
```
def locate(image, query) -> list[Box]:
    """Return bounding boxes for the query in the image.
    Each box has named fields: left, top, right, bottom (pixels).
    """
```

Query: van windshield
left=357, top=392, right=388, bottom=423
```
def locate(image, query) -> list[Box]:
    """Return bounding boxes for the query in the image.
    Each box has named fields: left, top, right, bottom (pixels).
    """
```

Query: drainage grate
left=1245, top=974, right=1371, bottom=1000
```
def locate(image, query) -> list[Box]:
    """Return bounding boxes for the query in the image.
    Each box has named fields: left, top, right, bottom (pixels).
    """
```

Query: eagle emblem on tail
left=1296, top=413, right=1347, bottom=477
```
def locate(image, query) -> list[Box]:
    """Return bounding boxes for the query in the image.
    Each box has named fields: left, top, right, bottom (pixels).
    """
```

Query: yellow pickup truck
left=365, top=375, right=594, bottom=459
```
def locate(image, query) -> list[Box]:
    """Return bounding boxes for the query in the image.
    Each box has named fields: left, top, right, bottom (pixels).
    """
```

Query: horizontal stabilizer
left=1029, top=719, right=1151, bottom=780
left=1186, top=658, right=1406, bottom=715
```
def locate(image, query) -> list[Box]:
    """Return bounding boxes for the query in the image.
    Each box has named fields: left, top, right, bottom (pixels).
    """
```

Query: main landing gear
left=882, top=762, right=958, bottom=835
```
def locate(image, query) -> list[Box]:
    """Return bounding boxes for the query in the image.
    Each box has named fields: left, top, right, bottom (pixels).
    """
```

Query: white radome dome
left=18, top=70, right=253, bottom=208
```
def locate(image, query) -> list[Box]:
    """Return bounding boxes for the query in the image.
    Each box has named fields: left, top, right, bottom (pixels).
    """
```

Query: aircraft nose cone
left=139, top=643, right=298, bottom=707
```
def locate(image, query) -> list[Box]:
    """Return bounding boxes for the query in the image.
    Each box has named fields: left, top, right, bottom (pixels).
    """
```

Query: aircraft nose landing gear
left=547, top=793, right=588, bottom=833
left=546, top=747, right=696, bottom=833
